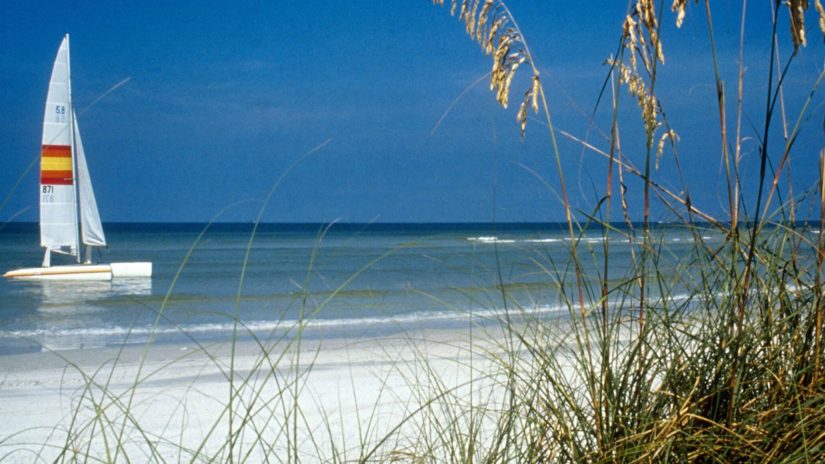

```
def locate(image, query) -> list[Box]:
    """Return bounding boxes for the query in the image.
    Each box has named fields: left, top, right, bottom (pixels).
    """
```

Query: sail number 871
left=42, top=185, right=55, bottom=203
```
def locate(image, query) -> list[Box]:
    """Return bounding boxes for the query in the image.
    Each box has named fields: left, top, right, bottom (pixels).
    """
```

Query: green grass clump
left=416, top=1, right=825, bottom=462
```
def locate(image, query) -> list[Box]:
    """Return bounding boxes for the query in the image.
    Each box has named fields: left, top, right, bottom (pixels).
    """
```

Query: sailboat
left=4, top=34, right=151, bottom=280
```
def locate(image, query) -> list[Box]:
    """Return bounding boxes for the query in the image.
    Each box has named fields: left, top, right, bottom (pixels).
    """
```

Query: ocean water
left=0, top=223, right=723, bottom=354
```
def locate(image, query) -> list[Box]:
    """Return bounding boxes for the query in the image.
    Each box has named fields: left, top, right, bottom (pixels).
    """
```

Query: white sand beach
left=0, top=328, right=507, bottom=462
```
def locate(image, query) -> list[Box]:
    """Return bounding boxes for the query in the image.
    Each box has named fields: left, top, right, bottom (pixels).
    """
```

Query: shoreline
left=0, top=301, right=571, bottom=356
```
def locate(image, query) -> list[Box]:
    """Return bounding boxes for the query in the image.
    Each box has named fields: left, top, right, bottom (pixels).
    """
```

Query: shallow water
left=0, top=222, right=726, bottom=354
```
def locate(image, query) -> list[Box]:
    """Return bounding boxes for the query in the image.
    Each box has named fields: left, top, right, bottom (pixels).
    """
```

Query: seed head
left=789, top=0, right=809, bottom=52
left=672, top=0, right=688, bottom=28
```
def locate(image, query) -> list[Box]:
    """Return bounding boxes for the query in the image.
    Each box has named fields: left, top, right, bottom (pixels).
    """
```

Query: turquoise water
left=0, top=223, right=720, bottom=354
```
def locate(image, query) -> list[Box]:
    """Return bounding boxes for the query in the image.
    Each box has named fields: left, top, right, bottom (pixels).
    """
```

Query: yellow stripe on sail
left=41, top=157, right=73, bottom=171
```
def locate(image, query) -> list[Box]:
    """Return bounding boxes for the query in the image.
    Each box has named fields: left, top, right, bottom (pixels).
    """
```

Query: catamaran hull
left=4, top=262, right=151, bottom=280
left=110, top=262, right=152, bottom=277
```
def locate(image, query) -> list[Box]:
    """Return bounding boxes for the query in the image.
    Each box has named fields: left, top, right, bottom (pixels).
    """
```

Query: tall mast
left=66, top=33, right=81, bottom=263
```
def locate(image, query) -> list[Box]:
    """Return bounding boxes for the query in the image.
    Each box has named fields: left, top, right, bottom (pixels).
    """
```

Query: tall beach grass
left=420, top=0, right=825, bottom=461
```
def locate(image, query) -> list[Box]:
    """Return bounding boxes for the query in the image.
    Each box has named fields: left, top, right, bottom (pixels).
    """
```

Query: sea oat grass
left=426, top=1, right=825, bottom=462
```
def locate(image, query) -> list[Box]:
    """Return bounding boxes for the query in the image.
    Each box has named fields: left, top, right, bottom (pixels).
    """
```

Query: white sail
left=74, top=111, right=106, bottom=247
left=40, top=34, right=79, bottom=258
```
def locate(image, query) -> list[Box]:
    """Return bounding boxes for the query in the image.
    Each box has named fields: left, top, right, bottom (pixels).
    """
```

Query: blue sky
left=1, top=1, right=823, bottom=223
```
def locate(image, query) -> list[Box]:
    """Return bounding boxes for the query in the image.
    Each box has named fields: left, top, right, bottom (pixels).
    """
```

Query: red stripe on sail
left=41, top=170, right=74, bottom=185
left=41, top=145, right=73, bottom=185
left=41, top=145, right=72, bottom=157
